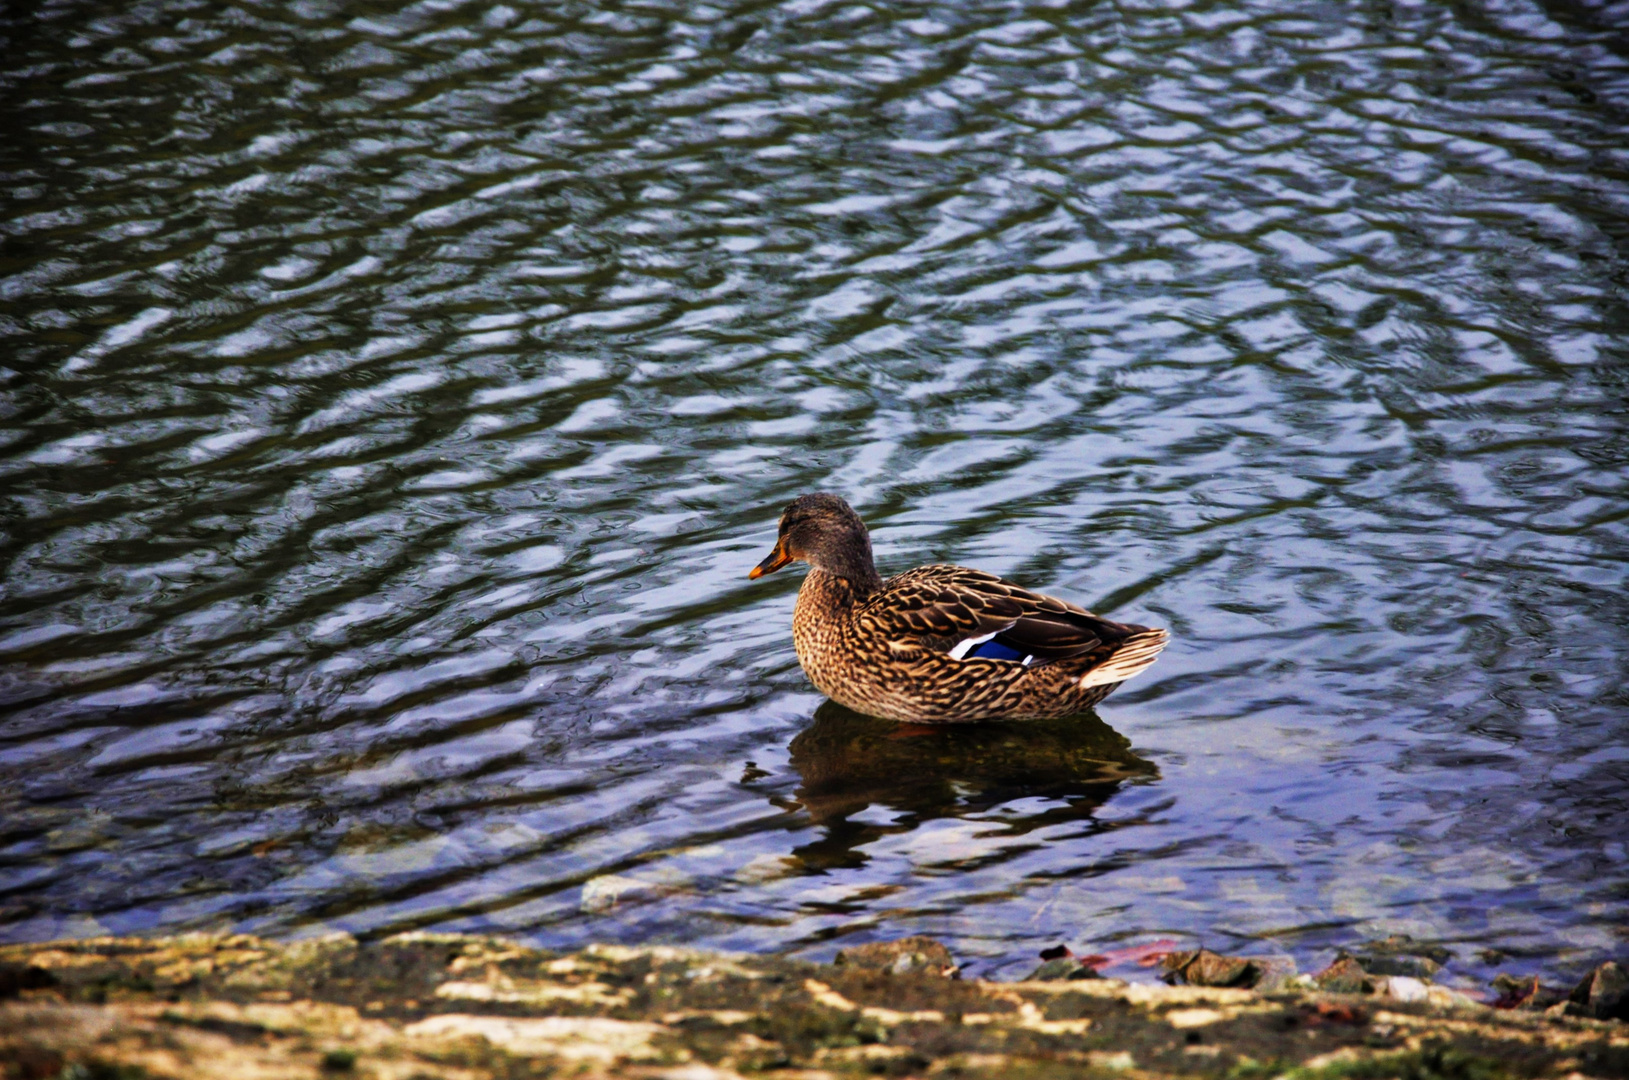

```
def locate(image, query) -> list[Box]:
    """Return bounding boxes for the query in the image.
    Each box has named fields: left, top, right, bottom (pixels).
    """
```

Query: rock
left=1491, top=973, right=1567, bottom=1011
left=1355, top=934, right=1452, bottom=964
left=1162, top=949, right=1259, bottom=988
left=1378, top=975, right=1429, bottom=1003
left=0, top=932, right=1613, bottom=1080
left=1024, top=957, right=1102, bottom=981
left=1352, top=935, right=1448, bottom=979
left=579, top=873, right=685, bottom=913
left=0, top=963, right=54, bottom=999
left=1024, top=944, right=1102, bottom=981
left=1361, top=954, right=1442, bottom=979
left=1249, top=956, right=1302, bottom=993
left=832, top=936, right=958, bottom=977
left=732, top=854, right=797, bottom=884
left=1567, top=961, right=1629, bottom=1021
left=1088, top=1051, right=1136, bottom=1070
left=1425, top=985, right=1482, bottom=1010
left=1314, top=956, right=1374, bottom=995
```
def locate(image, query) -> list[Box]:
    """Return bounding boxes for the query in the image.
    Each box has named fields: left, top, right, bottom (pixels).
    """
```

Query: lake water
left=2, top=0, right=1626, bottom=986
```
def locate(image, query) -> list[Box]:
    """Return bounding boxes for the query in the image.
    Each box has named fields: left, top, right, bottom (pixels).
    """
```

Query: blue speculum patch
left=968, top=639, right=1027, bottom=663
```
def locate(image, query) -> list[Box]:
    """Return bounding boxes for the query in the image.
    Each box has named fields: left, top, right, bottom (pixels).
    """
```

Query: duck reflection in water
left=783, top=701, right=1158, bottom=872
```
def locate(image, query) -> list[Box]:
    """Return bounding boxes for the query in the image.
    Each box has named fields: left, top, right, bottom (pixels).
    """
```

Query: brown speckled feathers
left=751, top=494, right=1168, bottom=723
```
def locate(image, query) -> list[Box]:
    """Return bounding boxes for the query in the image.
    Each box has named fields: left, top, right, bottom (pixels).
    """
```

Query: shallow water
left=2, top=0, right=1627, bottom=985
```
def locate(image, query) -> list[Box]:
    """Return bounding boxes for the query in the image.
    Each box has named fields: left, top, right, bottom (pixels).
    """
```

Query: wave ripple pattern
left=1, top=0, right=1626, bottom=980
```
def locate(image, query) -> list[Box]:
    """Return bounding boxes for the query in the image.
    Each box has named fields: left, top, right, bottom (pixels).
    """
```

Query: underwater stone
left=1025, top=957, right=1103, bottom=981
left=1353, top=936, right=1449, bottom=979
left=1360, top=954, right=1442, bottom=979
left=832, top=936, right=958, bottom=977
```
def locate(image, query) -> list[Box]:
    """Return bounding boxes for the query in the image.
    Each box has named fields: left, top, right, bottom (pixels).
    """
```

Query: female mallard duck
left=748, top=493, right=1168, bottom=723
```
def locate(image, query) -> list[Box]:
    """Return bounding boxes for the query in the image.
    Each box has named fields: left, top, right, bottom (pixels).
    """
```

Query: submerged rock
left=1025, top=956, right=1103, bottom=981
left=577, top=870, right=689, bottom=913
left=1362, top=954, right=1442, bottom=979
left=832, top=935, right=958, bottom=977
left=1568, top=960, right=1629, bottom=1021
left=1355, top=934, right=1452, bottom=963
left=1352, top=935, right=1450, bottom=979
left=1023, top=945, right=1104, bottom=981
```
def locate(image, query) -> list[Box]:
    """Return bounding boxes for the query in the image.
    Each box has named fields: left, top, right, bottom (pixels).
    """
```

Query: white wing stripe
left=948, top=631, right=998, bottom=660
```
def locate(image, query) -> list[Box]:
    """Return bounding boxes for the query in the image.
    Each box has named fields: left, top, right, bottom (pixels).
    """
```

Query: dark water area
left=2, top=0, right=1627, bottom=987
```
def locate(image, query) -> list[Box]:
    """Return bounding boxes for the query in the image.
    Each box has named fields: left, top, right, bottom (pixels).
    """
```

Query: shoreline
left=3, top=932, right=1624, bottom=1079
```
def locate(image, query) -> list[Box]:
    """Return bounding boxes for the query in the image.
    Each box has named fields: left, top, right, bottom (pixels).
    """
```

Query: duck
left=747, top=493, right=1169, bottom=723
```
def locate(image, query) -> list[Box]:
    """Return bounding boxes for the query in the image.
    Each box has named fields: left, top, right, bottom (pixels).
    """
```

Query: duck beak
left=748, top=537, right=792, bottom=579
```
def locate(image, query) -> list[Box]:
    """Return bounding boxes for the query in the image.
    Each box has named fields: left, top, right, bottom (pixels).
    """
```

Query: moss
left=1287, top=1045, right=1507, bottom=1080
left=60, top=1064, right=148, bottom=1080
left=320, top=1047, right=357, bottom=1071
left=1229, top=1056, right=1288, bottom=1080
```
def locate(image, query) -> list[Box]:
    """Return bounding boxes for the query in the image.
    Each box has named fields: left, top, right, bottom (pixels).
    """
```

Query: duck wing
left=861, top=564, right=1149, bottom=667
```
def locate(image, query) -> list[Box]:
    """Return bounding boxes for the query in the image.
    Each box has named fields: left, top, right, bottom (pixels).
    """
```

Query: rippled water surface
left=4, top=0, right=1628, bottom=984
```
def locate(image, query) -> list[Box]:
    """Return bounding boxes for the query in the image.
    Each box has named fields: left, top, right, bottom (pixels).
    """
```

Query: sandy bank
left=2, top=933, right=1624, bottom=1079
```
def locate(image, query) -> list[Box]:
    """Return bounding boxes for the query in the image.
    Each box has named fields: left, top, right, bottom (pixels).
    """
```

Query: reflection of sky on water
left=1, top=0, right=1627, bottom=983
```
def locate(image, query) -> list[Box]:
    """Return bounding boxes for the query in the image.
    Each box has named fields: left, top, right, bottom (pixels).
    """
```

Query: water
left=2, top=0, right=1627, bottom=987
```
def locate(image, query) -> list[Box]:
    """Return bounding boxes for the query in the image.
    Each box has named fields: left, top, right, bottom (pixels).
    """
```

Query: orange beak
left=748, top=537, right=793, bottom=579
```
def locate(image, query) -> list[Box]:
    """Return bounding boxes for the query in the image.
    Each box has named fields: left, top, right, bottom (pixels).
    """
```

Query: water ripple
left=1, top=0, right=1626, bottom=980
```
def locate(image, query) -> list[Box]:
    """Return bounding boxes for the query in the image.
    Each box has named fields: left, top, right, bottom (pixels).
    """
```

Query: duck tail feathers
left=1077, top=628, right=1168, bottom=690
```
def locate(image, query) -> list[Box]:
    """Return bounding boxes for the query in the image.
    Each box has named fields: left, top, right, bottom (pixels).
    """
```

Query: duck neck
left=803, top=562, right=882, bottom=608
left=806, top=533, right=883, bottom=599
left=821, top=554, right=882, bottom=600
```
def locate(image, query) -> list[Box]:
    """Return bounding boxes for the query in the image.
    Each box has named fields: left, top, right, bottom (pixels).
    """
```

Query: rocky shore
left=2, top=933, right=1625, bottom=1080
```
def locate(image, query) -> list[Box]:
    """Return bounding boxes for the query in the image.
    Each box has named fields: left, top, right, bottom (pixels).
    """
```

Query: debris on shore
left=1, top=933, right=1624, bottom=1079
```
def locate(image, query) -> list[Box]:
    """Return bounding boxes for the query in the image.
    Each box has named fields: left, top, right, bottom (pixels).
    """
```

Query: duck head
left=749, top=493, right=882, bottom=591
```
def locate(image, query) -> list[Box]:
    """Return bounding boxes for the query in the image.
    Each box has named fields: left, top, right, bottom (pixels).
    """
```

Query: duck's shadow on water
left=782, top=701, right=1159, bottom=872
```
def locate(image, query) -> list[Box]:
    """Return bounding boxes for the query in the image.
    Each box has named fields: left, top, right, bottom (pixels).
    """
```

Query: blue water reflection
left=1, top=0, right=1625, bottom=983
